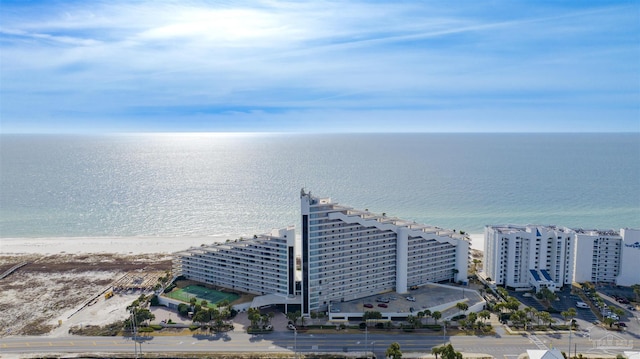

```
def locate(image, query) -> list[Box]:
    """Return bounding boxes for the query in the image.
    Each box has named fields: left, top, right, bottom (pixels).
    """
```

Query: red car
left=378, top=303, right=388, bottom=308
left=364, top=303, right=373, bottom=308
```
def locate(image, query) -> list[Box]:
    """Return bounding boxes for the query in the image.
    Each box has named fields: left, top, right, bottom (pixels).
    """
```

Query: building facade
left=617, top=228, right=640, bottom=287
left=301, top=190, right=469, bottom=315
left=484, top=224, right=634, bottom=291
left=175, top=227, right=296, bottom=296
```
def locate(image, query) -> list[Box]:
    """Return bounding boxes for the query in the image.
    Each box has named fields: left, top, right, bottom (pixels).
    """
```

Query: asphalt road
left=3, top=329, right=637, bottom=358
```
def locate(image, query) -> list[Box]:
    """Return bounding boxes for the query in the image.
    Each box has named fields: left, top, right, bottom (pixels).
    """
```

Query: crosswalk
left=528, top=334, right=548, bottom=350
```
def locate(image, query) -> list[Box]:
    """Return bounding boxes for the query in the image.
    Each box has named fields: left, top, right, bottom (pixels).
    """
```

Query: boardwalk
left=0, top=261, right=28, bottom=280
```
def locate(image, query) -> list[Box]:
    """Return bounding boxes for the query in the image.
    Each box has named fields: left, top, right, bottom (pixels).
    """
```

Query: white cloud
left=0, top=1, right=638, bottom=132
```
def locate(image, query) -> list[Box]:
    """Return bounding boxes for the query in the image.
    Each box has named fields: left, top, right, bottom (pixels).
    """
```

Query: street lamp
left=294, top=327, right=297, bottom=359
left=365, top=324, right=368, bottom=353
left=443, top=320, right=448, bottom=346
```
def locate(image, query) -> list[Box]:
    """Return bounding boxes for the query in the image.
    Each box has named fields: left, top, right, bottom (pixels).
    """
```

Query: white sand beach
left=0, top=235, right=230, bottom=255
left=1, top=233, right=485, bottom=255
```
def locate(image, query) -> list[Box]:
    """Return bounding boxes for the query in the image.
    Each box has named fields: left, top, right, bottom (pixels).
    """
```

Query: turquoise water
left=1, top=133, right=638, bottom=238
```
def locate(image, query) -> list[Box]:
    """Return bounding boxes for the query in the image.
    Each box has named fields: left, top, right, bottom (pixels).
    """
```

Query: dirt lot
left=0, top=253, right=172, bottom=336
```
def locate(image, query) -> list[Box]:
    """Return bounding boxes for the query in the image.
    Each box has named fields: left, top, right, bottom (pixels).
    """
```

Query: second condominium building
left=301, top=190, right=469, bottom=315
left=484, top=224, right=639, bottom=291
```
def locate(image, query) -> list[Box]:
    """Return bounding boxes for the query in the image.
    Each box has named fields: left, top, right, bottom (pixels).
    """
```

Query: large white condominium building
left=175, top=227, right=296, bottom=297
left=484, top=225, right=639, bottom=291
left=300, top=190, right=469, bottom=315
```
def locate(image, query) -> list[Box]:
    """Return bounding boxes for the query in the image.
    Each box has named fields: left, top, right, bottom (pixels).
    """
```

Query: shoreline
left=0, top=234, right=485, bottom=255
left=0, top=236, right=230, bottom=255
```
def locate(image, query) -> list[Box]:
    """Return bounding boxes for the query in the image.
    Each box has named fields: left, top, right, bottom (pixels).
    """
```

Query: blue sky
left=1, top=1, right=638, bottom=133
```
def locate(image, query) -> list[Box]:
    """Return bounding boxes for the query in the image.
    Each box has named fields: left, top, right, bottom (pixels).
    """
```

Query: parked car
left=378, top=303, right=388, bottom=308
left=576, top=301, right=589, bottom=309
left=287, top=323, right=296, bottom=330
left=376, top=297, right=390, bottom=303
left=616, top=322, right=627, bottom=327
left=364, top=303, right=373, bottom=308
left=406, top=296, right=416, bottom=302
left=330, top=307, right=341, bottom=313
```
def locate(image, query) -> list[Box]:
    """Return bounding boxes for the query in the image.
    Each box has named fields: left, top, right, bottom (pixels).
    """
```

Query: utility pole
left=131, top=308, right=138, bottom=359
left=294, top=327, right=297, bottom=359
left=568, top=319, right=573, bottom=359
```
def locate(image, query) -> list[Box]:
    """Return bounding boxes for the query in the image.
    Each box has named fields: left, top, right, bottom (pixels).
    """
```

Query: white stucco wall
left=618, top=228, right=640, bottom=286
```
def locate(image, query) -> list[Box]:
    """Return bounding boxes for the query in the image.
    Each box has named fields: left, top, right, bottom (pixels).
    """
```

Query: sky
left=0, top=0, right=638, bottom=133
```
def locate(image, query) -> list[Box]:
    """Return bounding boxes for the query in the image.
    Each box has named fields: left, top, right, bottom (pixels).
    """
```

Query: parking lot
left=328, top=283, right=484, bottom=321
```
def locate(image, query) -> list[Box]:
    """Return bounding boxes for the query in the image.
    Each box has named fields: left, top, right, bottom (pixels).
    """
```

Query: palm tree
left=423, top=309, right=432, bottom=324
left=467, top=312, right=478, bottom=328
left=432, top=311, right=442, bottom=325
left=286, top=310, right=301, bottom=326
left=416, top=311, right=425, bottom=325
left=538, top=311, right=554, bottom=328
left=432, top=345, right=444, bottom=359
left=478, top=310, right=490, bottom=324
left=247, top=307, right=261, bottom=329
left=432, top=344, right=463, bottom=359
left=456, top=302, right=469, bottom=316
left=386, top=342, right=402, bottom=359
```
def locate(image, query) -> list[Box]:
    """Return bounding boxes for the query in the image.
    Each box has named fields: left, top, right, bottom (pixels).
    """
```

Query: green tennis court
left=165, top=285, right=238, bottom=307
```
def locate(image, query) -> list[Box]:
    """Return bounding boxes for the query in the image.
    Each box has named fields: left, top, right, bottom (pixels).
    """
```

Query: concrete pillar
left=396, top=227, right=408, bottom=293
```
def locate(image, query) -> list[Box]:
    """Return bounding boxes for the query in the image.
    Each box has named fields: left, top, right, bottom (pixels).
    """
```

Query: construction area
left=111, top=271, right=168, bottom=292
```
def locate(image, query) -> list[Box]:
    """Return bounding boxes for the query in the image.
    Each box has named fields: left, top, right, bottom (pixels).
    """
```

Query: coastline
left=0, top=233, right=485, bottom=255
left=0, top=236, right=230, bottom=255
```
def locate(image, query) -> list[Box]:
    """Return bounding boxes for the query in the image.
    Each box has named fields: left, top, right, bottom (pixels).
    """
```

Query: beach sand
left=1, top=233, right=485, bottom=255
left=0, top=236, right=230, bottom=255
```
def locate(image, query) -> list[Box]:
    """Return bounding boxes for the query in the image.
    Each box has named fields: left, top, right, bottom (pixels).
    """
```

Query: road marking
left=529, top=334, right=548, bottom=350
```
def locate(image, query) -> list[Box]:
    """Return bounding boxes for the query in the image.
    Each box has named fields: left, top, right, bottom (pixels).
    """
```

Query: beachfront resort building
left=300, top=190, right=470, bottom=315
left=174, top=190, right=472, bottom=316
left=174, top=227, right=296, bottom=297
left=484, top=225, right=640, bottom=291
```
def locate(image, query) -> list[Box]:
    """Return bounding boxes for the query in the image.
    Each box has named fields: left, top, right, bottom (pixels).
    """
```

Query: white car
left=406, top=296, right=416, bottom=302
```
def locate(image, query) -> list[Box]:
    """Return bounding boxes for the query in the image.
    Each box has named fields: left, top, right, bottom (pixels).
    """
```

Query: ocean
left=1, top=133, right=638, bottom=240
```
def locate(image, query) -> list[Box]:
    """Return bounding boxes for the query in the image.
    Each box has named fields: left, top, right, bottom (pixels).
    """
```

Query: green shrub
left=189, top=325, right=200, bottom=331
left=138, top=327, right=154, bottom=333
left=150, top=324, right=163, bottom=330
left=424, top=324, right=442, bottom=331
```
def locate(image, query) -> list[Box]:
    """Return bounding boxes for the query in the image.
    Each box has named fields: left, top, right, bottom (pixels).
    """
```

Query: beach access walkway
left=0, top=261, right=28, bottom=280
